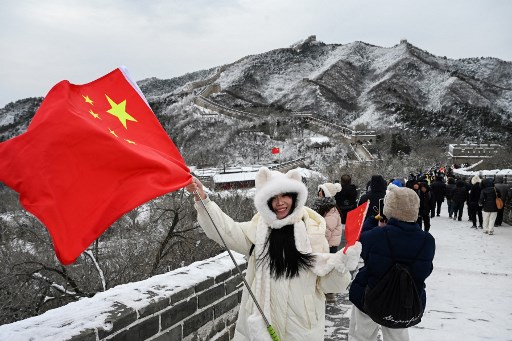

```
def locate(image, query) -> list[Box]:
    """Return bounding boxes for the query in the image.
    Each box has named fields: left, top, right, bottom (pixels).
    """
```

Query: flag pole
left=193, top=190, right=279, bottom=341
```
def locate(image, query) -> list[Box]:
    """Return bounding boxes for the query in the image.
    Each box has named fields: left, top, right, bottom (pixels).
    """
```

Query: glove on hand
left=328, top=241, right=362, bottom=273
left=342, top=241, right=362, bottom=271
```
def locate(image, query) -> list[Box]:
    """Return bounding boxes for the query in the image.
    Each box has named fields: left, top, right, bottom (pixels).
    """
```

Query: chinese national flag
left=343, top=201, right=369, bottom=253
left=0, top=67, right=192, bottom=264
left=271, top=147, right=280, bottom=154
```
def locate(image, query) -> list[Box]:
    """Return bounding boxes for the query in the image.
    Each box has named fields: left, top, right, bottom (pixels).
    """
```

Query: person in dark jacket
left=405, top=173, right=416, bottom=189
left=430, top=176, right=446, bottom=217
left=468, top=176, right=483, bottom=229
left=349, top=186, right=436, bottom=341
left=335, top=174, right=359, bottom=225
left=479, top=177, right=500, bottom=235
left=494, top=176, right=508, bottom=226
left=358, top=175, right=387, bottom=231
left=417, top=182, right=435, bottom=232
left=445, top=177, right=457, bottom=218
left=464, top=179, right=473, bottom=221
left=452, top=180, right=468, bottom=221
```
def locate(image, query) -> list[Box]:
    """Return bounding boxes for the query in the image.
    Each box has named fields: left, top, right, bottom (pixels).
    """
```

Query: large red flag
left=343, top=201, right=369, bottom=253
left=0, top=67, right=192, bottom=264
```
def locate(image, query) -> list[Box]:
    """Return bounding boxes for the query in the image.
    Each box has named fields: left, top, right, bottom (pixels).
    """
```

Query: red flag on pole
left=271, top=147, right=280, bottom=154
left=343, top=201, right=369, bottom=253
left=0, top=67, right=192, bottom=264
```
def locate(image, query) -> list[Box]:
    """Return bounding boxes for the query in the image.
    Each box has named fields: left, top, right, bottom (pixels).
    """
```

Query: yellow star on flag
left=105, top=95, right=137, bottom=129
left=88, top=109, right=101, bottom=119
left=82, top=95, right=94, bottom=105
left=125, top=139, right=136, bottom=145
left=108, top=128, right=118, bottom=138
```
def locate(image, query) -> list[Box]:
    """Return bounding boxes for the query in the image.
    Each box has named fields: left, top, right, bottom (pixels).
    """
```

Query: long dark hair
left=260, top=192, right=315, bottom=279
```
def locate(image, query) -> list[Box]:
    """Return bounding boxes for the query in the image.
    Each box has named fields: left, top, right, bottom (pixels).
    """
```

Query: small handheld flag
left=343, top=201, right=369, bottom=254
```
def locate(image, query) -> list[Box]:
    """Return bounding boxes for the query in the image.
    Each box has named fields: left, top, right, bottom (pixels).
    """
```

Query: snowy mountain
left=1, top=37, right=511, bottom=168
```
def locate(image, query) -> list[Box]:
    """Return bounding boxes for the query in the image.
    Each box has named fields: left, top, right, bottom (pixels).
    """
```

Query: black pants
left=417, top=214, right=431, bottom=232
left=340, top=206, right=356, bottom=225
left=453, top=202, right=464, bottom=220
left=495, top=208, right=504, bottom=226
left=435, top=200, right=443, bottom=215
left=468, top=202, right=483, bottom=227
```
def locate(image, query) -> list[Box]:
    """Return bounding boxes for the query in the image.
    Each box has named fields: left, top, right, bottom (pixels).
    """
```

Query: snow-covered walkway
left=325, top=208, right=512, bottom=341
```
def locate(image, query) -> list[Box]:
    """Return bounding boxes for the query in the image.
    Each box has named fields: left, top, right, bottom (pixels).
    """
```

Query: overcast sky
left=1, top=0, right=511, bottom=108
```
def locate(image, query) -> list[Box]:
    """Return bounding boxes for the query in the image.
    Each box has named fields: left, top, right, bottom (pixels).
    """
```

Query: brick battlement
left=0, top=252, right=246, bottom=341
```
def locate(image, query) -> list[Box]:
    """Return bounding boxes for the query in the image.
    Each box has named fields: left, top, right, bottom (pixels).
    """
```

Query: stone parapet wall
left=0, top=252, right=246, bottom=341
left=504, top=198, right=512, bottom=226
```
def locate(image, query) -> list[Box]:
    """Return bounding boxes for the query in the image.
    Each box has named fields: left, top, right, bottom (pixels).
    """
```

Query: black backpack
left=363, top=230, right=427, bottom=329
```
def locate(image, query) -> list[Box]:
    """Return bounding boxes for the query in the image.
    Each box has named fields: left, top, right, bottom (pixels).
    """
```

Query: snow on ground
left=325, top=206, right=512, bottom=341
left=409, top=210, right=512, bottom=340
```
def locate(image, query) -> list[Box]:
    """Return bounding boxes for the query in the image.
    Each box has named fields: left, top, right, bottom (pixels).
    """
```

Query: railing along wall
left=0, top=252, right=246, bottom=341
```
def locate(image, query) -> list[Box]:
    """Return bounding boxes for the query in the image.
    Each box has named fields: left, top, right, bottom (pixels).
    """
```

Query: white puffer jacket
left=195, top=199, right=354, bottom=341
left=193, top=168, right=361, bottom=341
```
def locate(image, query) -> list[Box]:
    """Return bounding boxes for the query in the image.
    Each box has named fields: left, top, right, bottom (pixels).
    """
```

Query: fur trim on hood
left=254, top=167, right=308, bottom=229
left=471, top=175, right=481, bottom=185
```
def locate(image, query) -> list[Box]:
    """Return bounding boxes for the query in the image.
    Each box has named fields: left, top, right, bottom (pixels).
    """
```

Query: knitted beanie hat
left=318, top=182, right=342, bottom=198
left=391, top=179, right=403, bottom=187
left=471, top=175, right=481, bottom=185
left=383, top=186, right=420, bottom=223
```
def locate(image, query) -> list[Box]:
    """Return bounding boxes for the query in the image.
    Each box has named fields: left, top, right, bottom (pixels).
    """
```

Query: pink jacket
left=324, top=207, right=342, bottom=247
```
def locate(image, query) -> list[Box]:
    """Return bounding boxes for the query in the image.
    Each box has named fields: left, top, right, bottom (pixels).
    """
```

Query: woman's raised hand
left=185, top=177, right=207, bottom=201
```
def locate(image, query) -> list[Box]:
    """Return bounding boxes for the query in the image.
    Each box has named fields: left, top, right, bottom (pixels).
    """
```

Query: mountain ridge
left=1, top=38, right=511, bottom=167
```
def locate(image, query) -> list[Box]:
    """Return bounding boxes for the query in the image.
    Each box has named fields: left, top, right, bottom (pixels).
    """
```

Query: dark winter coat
left=418, top=183, right=436, bottom=216
left=494, top=176, right=508, bottom=205
left=405, top=180, right=415, bottom=189
left=430, top=178, right=446, bottom=202
left=361, top=216, right=379, bottom=233
left=358, top=175, right=387, bottom=220
left=468, top=182, right=481, bottom=204
left=349, top=218, right=436, bottom=314
left=335, top=184, right=358, bottom=213
left=445, top=178, right=456, bottom=200
left=452, top=180, right=468, bottom=205
left=479, top=178, right=500, bottom=212
left=465, top=181, right=472, bottom=194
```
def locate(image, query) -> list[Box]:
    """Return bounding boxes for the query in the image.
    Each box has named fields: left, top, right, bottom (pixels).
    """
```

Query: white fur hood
left=253, top=167, right=308, bottom=229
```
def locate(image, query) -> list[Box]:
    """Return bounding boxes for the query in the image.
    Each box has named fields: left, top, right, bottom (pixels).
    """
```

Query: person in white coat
left=185, top=167, right=361, bottom=341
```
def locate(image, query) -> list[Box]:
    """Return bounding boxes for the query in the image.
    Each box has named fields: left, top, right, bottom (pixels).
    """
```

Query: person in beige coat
left=186, top=167, right=361, bottom=341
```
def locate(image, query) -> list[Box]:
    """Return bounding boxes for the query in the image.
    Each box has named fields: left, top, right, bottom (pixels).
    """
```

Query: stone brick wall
left=504, top=197, right=512, bottom=226
left=0, top=252, right=246, bottom=341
